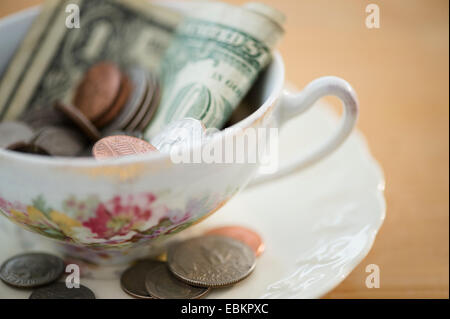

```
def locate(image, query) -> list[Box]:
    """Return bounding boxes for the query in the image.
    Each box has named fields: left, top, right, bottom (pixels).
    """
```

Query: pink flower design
left=82, top=193, right=157, bottom=239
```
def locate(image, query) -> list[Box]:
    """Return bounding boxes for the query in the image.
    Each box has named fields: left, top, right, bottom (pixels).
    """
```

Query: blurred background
left=0, top=0, right=448, bottom=298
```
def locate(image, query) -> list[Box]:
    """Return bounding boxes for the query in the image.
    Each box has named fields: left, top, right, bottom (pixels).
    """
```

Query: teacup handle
left=249, top=76, right=359, bottom=187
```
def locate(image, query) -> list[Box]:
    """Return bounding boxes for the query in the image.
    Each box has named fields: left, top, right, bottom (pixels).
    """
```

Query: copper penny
left=205, top=226, right=265, bottom=257
left=92, top=135, right=157, bottom=159
left=94, top=74, right=132, bottom=128
left=74, top=62, right=122, bottom=122
left=54, top=101, right=101, bottom=141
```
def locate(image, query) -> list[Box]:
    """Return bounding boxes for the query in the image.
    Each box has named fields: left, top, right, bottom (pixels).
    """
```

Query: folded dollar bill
left=145, top=1, right=285, bottom=137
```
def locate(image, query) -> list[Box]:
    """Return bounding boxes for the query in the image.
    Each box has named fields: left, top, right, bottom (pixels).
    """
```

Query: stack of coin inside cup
left=0, top=62, right=161, bottom=157
left=121, top=226, right=264, bottom=299
left=0, top=252, right=95, bottom=299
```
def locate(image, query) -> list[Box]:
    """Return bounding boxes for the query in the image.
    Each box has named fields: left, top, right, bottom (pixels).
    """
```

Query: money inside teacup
left=0, top=0, right=285, bottom=159
left=0, top=61, right=162, bottom=157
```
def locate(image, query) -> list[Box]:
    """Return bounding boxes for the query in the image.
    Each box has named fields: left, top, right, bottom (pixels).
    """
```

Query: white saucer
left=0, top=92, right=385, bottom=299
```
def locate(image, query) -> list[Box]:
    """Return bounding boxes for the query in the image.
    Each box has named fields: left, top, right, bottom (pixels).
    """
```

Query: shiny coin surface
left=205, top=226, right=265, bottom=257
left=33, top=126, right=86, bottom=157
left=94, top=74, right=132, bottom=128
left=120, top=260, right=163, bottom=299
left=168, top=235, right=256, bottom=288
left=92, top=135, right=157, bottom=159
left=29, top=282, right=95, bottom=299
left=150, top=118, right=206, bottom=153
left=0, top=253, right=64, bottom=288
left=54, top=101, right=101, bottom=141
left=145, top=263, right=209, bottom=299
left=0, top=121, right=34, bottom=149
left=74, top=62, right=122, bottom=122
left=105, top=67, right=147, bottom=131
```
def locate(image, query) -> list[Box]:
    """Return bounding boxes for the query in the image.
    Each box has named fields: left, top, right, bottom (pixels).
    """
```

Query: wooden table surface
left=0, top=0, right=448, bottom=298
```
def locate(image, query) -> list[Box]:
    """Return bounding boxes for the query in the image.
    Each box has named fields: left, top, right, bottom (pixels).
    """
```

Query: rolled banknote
left=144, top=1, right=285, bottom=139
left=0, top=0, right=181, bottom=121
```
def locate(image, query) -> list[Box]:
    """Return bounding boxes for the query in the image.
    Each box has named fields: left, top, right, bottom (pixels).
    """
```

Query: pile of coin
left=121, top=226, right=263, bottom=299
left=0, top=62, right=160, bottom=157
left=0, top=226, right=262, bottom=299
left=0, top=60, right=211, bottom=160
left=0, top=252, right=95, bottom=299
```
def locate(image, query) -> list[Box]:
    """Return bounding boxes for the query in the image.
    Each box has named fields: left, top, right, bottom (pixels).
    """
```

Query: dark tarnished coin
left=7, top=142, right=50, bottom=155
left=120, top=260, right=163, bottom=299
left=137, top=75, right=161, bottom=132
left=94, top=74, right=132, bottom=128
left=104, top=67, right=147, bottom=131
left=0, top=253, right=64, bottom=288
left=145, top=263, right=209, bottom=299
left=19, top=105, right=69, bottom=131
left=33, top=126, right=86, bottom=157
left=29, top=282, right=95, bottom=299
left=74, top=62, right=122, bottom=122
left=0, top=121, right=34, bottom=149
left=54, top=101, right=101, bottom=141
left=168, top=235, right=256, bottom=288
left=92, top=135, right=157, bottom=159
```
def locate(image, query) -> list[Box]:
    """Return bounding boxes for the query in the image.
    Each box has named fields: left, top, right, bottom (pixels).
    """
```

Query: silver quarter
left=0, top=253, right=64, bottom=288
left=145, top=263, right=209, bottom=299
left=168, top=235, right=256, bottom=288
left=30, top=282, right=95, bottom=299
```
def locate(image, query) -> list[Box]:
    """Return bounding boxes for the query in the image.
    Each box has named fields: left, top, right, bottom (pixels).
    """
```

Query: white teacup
left=0, top=6, right=358, bottom=265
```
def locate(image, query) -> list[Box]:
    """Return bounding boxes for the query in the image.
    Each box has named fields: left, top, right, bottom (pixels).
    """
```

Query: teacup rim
left=0, top=52, right=285, bottom=168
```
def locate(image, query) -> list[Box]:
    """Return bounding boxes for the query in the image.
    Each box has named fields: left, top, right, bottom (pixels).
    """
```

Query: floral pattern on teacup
left=0, top=188, right=238, bottom=249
